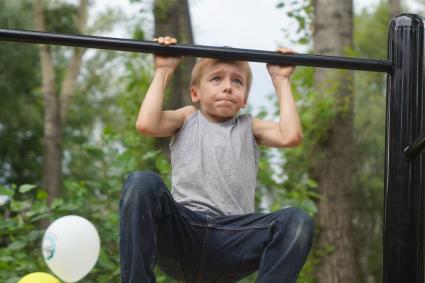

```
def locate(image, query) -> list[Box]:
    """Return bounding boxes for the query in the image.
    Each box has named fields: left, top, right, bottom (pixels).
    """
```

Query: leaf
left=51, top=198, right=64, bottom=210
left=0, top=186, right=14, bottom=198
left=307, top=190, right=322, bottom=200
left=7, top=240, right=26, bottom=251
left=6, top=277, right=20, bottom=283
left=30, top=212, right=51, bottom=223
left=85, top=146, right=104, bottom=159
left=300, top=199, right=317, bottom=215
left=19, top=184, right=37, bottom=194
left=142, top=150, right=160, bottom=161
left=306, top=178, right=317, bottom=188
left=0, top=219, right=18, bottom=231
left=27, top=230, right=42, bottom=241
left=36, top=190, right=48, bottom=200
left=11, top=199, right=29, bottom=212
left=0, top=255, right=15, bottom=262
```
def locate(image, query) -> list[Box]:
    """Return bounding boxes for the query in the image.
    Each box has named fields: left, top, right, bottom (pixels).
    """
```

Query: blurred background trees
left=0, top=0, right=421, bottom=282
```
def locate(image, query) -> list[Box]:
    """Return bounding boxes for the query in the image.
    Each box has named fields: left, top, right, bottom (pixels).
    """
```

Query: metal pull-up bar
left=0, top=28, right=391, bottom=73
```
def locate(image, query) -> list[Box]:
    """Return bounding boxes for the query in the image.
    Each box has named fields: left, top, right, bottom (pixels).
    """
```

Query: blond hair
left=190, top=58, right=252, bottom=98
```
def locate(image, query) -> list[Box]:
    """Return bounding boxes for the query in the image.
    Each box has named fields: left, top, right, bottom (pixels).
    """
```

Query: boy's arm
left=253, top=48, right=303, bottom=148
left=135, top=36, right=196, bottom=137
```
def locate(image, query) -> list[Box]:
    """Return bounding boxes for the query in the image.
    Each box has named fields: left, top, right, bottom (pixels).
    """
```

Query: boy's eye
left=232, top=79, right=243, bottom=86
left=211, top=76, right=221, bottom=82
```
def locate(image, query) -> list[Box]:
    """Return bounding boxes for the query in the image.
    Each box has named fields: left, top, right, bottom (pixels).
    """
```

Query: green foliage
left=0, top=0, right=43, bottom=186
left=351, top=3, right=389, bottom=282
left=153, top=0, right=178, bottom=21
left=44, top=1, right=79, bottom=34
left=0, top=144, right=124, bottom=282
left=0, top=122, right=169, bottom=281
left=0, top=184, right=51, bottom=282
left=276, top=0, right=313, bottom=45
left=86, top=8, right=126, bottom=35
left=0, top=1, right=163, bottom=280
left=131, top=0, right=178, bottom=21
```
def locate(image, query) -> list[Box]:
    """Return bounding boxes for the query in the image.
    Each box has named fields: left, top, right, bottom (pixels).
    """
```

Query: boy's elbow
left=292, top=132, right=304, bottom=146
left=282, top=131, right=303, bottom=147
left=135, top=121, right=154, bottom=136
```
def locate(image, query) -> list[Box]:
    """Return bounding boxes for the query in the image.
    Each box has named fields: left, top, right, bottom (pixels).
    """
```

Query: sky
left=92, top=0, right=423, bottom=115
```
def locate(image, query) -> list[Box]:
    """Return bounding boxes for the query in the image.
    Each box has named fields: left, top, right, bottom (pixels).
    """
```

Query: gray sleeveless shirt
left=170, top=110, right=260, bottom=216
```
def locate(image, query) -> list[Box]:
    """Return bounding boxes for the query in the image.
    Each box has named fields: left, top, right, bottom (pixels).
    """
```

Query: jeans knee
left=279, top=207, right=315, bottom=239
left=121, top=171, right=164, bottom=206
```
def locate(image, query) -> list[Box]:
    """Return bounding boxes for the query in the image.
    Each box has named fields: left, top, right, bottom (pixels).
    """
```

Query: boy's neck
left=199, top=109, right=238, bottom=124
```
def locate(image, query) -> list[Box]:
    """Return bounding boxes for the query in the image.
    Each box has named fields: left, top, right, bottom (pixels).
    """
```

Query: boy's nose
left=222, top=79, right=232, bottom=93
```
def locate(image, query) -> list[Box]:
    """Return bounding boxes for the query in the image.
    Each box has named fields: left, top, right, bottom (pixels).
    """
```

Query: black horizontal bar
left=0, top=28, right=392, bottom=73
left=404, top=133, right=425, bottom=159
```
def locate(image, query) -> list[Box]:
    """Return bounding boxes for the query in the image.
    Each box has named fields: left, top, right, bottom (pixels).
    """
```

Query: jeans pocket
left=157, top=253, right=186, bottom=282
left=215, top=271, right=254, bottom=283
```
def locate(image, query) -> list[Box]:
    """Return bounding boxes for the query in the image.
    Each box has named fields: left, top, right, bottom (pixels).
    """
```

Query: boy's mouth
left=216, top=99, right=234, bottom=106
left=216, top=98, right=235, bottom=103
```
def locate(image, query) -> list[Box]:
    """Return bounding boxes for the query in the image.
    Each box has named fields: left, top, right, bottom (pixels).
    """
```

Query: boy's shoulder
left=180, top=105, right=197, bottom=123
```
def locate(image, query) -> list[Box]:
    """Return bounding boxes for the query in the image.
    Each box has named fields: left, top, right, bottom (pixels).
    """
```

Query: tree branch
left=60, top=0, right=88, bottom=124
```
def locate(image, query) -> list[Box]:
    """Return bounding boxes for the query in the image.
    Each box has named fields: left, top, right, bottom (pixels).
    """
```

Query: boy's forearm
left=136, top=68, right=174, bottom=130
left=272, top=78, right=303, bottom=141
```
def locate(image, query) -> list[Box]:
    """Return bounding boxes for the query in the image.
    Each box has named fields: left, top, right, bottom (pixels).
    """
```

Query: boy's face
left=191, top=62, right=248, bottom=123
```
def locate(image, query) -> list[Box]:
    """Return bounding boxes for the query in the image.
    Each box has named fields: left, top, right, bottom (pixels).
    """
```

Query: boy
left=120, top=36, right=314, bottom=283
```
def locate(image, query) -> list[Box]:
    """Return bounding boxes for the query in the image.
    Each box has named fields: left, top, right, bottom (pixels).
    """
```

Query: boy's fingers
left=153, top=36, right=178, bottom=45
left=276, top=47, right=296, bottom=54
left=164, top=37, right=178, bottom=45
left=153, top=37, right=165, bottom=44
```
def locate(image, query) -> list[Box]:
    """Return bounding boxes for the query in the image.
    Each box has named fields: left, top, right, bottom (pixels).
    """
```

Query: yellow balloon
left=18, top=272, right=60, bottom=283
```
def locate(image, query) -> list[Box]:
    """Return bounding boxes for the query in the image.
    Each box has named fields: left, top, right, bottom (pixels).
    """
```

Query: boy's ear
left=242, top=96, right=248, bottom=109
left=191, top=86, right=200, bottom=103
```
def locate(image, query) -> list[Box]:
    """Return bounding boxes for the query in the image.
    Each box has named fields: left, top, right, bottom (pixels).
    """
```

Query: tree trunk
left=153, top=0, right=195, bottom=158
left=312, top=0, right=359, bottom=282
left=33, top=0, right=61, bottom=204
left=33, top=0, right=88, bottom=204
left=389, top=0, right=401, bottom=18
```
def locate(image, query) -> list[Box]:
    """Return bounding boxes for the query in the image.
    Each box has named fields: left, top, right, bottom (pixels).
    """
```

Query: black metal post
left=0, top=28, right=391, bottom=72
left=405, top=133, right=425, bottom=159
left=384, top=14, right=425, bottom=283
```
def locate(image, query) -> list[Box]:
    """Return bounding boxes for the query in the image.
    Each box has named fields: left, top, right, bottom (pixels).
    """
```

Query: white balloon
left=42, top=215, right=101, bottom=282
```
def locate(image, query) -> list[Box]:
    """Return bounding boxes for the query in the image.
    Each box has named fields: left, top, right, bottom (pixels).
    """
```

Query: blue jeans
left=119, top=171, right=314, bottom=283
